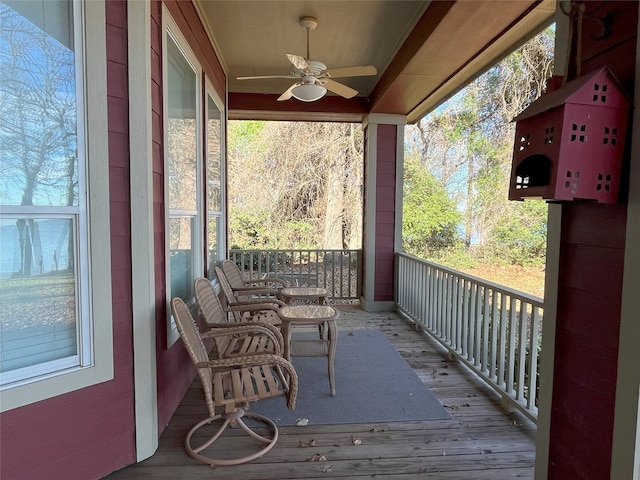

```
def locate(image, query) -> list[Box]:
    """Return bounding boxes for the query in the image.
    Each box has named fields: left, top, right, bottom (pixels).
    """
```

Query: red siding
left=152, top=0, right=228, bottom=431
left=0, top=2, right=136, bottom=479
left=374, top=124, right=397, bottom=301
left=548, top=3, right=636, bottom=478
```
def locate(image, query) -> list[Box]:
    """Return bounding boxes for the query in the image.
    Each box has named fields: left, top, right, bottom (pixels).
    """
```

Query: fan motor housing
left=300, top=16, right=318, bottom=30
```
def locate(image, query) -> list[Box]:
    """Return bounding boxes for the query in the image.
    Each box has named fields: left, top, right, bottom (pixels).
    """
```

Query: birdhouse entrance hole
left=514, top=154, right=552, bottom=190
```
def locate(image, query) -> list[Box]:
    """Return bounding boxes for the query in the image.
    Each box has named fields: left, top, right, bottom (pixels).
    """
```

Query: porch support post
left=128, top=0, right=158, bottom=461
left=534, top=4, right=568, bottom=478
left=610, top=6, right=640, bottom=478
left=361, top=114, right=406, bottom=312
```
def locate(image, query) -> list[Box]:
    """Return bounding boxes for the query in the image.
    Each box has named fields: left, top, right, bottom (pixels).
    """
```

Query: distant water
left=0, top=219, right=71, bottom=279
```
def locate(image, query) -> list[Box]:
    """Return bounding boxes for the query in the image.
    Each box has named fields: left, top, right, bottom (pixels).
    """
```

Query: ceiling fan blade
left=323, top=79, right=358, bottom=99
left=237, top=74, right=298, bottom=80
left=277, top=83, right=299, bottom=101
left=286, top=53, right=310, bottom=73
left=324, top=65, right=377, bottom=78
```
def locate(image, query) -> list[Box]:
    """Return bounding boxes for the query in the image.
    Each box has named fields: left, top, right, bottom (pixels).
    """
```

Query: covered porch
left=3, top=2, right=640, bottom=479
left=107, top=305, right=536, bottom=479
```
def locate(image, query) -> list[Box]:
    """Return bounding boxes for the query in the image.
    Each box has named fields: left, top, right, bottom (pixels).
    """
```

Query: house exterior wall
left=1, top=1, right=229, bottom=478
left=0, top=2, right=136, bottom=479
left=152, top=0, right=227, bottom=432
left=547, top=2, right=638, bottom=478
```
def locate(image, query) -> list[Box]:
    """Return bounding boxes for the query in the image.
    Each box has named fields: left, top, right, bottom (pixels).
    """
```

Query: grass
left=457, top=264, right=545, bottom=298
left=0, top=271, right=76, bottom=331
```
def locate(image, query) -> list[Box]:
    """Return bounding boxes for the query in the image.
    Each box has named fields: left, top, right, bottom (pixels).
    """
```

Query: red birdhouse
left=509, top=67, right=631, bottom=203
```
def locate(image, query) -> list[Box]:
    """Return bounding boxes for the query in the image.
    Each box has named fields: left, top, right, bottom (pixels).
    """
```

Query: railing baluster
left=455, top=276, right=463, bottom=353
left=468, top=282, right=476, bottom=364
left=516, top=301, right=528, bottom=402
left=420, top=261, right=427, bottom=325
left=420, top=260, right=429, bottom=324
left=437, top=271, right=443, bottom=337
left=528, top=306, right=541, bottom=411
left=489, top=290, right=499, bottom=381
left=482, top=287, right=490, bottom=374
left=506, top=297, right=518, bottom=395
left=460, top=279, right=467, bottom=358
left=474, top=284, right=482, bottom=367
left=445, top=273, right=452, bottom=344
left=498, top=293, right=508, bottom=389
left=406, top=257, right=413, bottom=315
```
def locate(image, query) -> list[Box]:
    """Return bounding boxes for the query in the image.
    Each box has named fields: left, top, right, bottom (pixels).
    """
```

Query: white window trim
left=205, top=80, right=227, bottom=267
left=0, top=0, right=113, bottom=412
left=162, top=8, right=203, bottom=347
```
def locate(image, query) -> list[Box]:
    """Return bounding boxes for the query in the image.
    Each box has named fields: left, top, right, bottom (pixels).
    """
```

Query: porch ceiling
left=196, top=0, right=556, bottom=123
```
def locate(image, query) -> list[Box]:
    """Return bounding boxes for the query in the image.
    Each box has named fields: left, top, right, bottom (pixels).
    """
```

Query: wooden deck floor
left=105, top=307, right=536, bottom=479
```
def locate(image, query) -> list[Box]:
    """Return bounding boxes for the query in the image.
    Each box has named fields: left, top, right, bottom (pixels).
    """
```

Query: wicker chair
left=221, top=258, right=287, bottom=298
left=194, top=276, right=283, bottom=357
left=170, top=297, right=298, bottom=466
left=222, top=258, right=329, bottom=305
left=215, top=266, right=285, bottom=327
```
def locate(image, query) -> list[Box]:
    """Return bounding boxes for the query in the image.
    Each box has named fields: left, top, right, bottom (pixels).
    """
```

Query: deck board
left=105, top=306, right=536, bottom=479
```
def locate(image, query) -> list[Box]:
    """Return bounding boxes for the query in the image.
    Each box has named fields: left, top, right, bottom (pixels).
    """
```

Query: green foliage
left=228, top=209, right=271, bottom=248
left=228, top=207, right=317, bottom=249
left=402, top=154, right=461, bottom=257
left=481, top=200, right=548, bottom=266
left=429, top=242, right=479, bottom=270
left=228, top=120, right=265, bottom=152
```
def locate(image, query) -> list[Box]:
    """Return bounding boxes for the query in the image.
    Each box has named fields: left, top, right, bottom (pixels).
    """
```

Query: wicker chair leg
left=185, top=410, right=279, bottom=466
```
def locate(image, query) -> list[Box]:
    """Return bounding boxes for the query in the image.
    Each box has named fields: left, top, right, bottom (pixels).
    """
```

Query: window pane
left=207, top=215, right=220, bottom=278
left=0, top=0, right=82, bottom=385
left=0, top=1, right=79, bottom=207
left=166, top=31, right=199, bottom=304
left=0, top=217, right=78, bottom=373
left=167, top=35, right=197, bottom=212
left=206, top=94, right=221, bottom=212
left=169, top=216, right=194, bottom=301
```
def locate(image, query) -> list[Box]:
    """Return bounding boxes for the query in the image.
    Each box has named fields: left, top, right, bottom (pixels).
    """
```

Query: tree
left=227, top=121, right=363, bottom=250
left=404, top=26, right=554, bottom=266
left=402, top=153, right=460, bottom=257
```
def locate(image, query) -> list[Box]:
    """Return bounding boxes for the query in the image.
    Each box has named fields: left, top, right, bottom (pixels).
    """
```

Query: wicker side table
left=279, top=287, right=328, bottom=305
left=278, top=305, right=339, bottom=396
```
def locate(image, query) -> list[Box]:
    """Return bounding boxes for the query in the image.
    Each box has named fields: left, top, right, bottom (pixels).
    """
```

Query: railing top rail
left=396, top=251, right=543, bottom=306
left=229, top=249, right=360, bottom=253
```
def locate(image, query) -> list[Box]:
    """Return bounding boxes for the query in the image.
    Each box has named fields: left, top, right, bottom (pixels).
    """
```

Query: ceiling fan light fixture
left=291, top=83, right=327, bottom=102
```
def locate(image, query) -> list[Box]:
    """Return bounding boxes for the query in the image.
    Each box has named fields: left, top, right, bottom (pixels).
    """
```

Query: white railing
left=395, top=252, right=543, bottom=422
left=228, top=249, right=361, bottom=302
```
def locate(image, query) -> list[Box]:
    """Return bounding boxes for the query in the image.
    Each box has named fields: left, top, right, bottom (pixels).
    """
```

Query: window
left=0, top=0, right=112, bottom=409
left=163, top=11, right=202, bottom=343
left=205, top=86, right=225, bottom=278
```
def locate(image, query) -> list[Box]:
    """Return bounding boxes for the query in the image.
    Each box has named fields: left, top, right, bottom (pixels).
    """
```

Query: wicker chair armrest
left=196, top=354, right=298, bottom=410
left=227, top=302, right=280, bottom=313
left=229, top=298, right=287, bottom=308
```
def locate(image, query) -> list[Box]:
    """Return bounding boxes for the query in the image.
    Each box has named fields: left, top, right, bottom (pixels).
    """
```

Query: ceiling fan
left=237, top=16, right=378, bottom=102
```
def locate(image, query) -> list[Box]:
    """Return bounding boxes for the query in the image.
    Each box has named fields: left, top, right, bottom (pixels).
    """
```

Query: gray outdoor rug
left=249, top=328, right=450, bottom=426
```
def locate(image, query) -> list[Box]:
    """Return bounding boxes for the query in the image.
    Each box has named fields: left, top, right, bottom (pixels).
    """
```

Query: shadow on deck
left=105, top=306, right=536, bottom=479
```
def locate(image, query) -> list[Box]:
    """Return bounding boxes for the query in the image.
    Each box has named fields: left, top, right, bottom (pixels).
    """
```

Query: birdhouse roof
left=512, top=67, right=630, bottom=122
